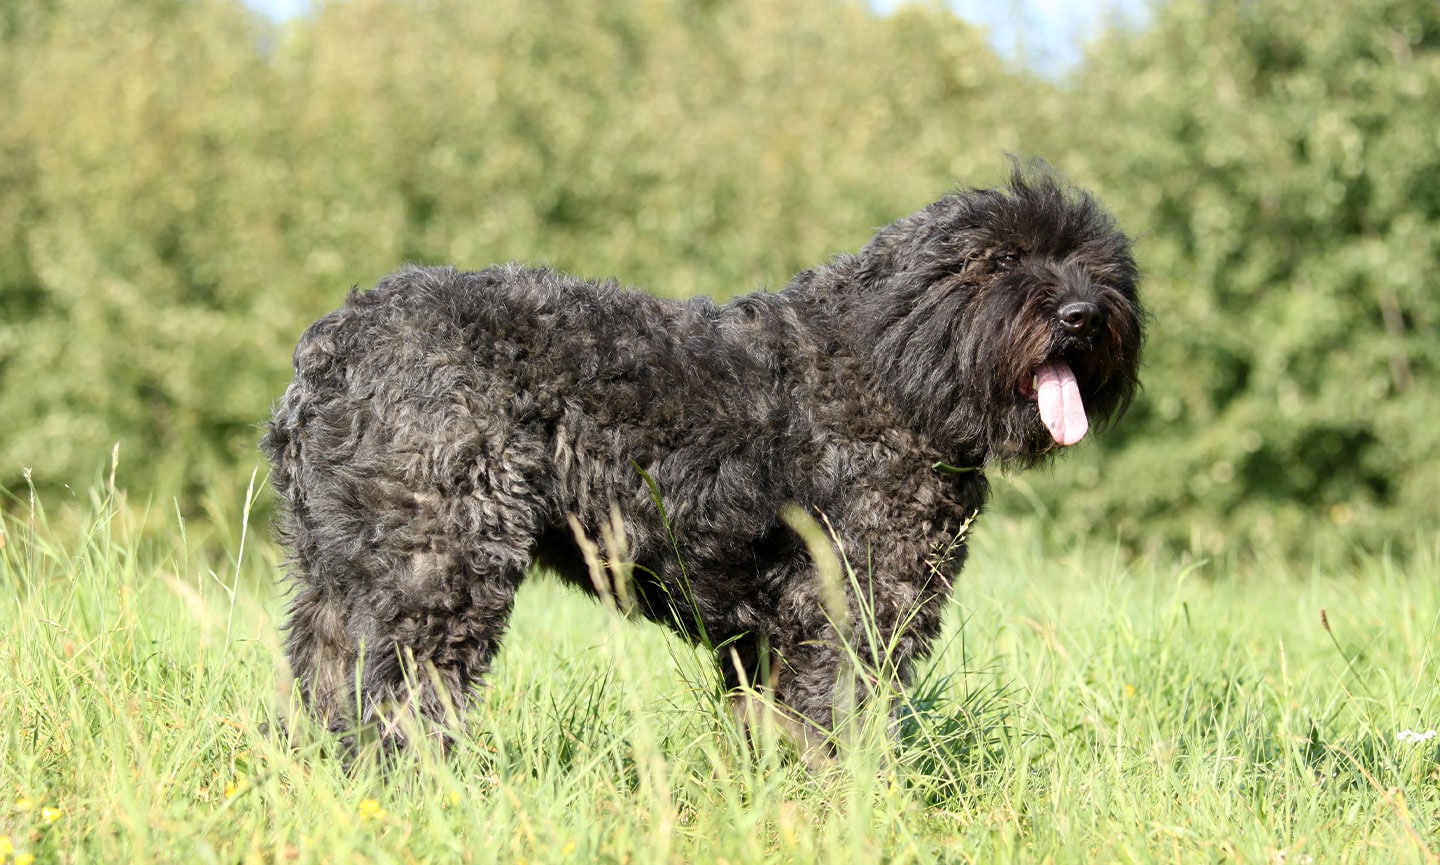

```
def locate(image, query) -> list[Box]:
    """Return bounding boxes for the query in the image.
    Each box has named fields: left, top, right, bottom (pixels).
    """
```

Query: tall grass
left=0, top=476, right=1435, bottom=863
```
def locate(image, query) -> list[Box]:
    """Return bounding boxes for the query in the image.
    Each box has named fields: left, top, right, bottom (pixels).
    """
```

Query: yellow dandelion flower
left=15, top=797, right=36, bottom=812
left=17, top=852, right=36, bottom=865
left=357, top=798, right=386, bottom=822
left=41, top=807, right=61, bottom=824
left=560, top=840, right=577, bottom=857
left=447, top=790, right=462, bottom=807
left=225, top=782, right=242, bottom=799
left=0, top=835, right=14, bottom=856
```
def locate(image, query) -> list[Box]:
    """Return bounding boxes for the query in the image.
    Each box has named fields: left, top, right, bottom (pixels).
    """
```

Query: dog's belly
left=530, top=513, right=787, bottom=644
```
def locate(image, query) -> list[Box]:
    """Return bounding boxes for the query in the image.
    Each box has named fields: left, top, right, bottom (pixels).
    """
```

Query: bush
left=1023, top=0, right=1440, bottom=559
left=2, top=0, right=1436, bottom=560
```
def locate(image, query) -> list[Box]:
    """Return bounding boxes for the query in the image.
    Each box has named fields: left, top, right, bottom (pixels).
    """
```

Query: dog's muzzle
left=1057, top=301, right=1105, bottom=338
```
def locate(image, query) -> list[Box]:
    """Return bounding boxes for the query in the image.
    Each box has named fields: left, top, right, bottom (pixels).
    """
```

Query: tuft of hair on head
left=999, top=155, right=1125, bottom=241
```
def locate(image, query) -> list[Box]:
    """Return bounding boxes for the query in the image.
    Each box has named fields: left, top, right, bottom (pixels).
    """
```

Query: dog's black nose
left=1058, top=301, right=1104, bottom=337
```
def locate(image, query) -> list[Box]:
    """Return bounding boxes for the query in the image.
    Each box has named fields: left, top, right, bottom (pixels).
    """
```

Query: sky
left=915, top=0, right=1150, bottom=76
left=244, top=0, right=1150, bottom=78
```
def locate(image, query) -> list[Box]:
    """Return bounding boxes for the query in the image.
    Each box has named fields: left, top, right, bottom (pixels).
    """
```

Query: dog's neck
left=773, top=258, right=995, bottom=468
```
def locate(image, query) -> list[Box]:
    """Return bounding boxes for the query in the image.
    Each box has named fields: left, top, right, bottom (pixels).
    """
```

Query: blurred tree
left=0, top=0, right=1026, bottom=505
left=1018, top=0, right=1440, bottom=558
left=272, top=0, right=1020, bottom=296
left=4, top=0, right=1434, bottom=561
left=0, top=0, right=307, bottom=498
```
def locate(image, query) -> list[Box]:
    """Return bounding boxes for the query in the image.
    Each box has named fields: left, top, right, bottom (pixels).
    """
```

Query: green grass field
left=1, top=479, right=1436, bottom=864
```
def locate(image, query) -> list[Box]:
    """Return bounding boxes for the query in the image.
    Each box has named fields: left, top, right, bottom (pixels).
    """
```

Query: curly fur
left=262, top=164, right=1144, bottom=754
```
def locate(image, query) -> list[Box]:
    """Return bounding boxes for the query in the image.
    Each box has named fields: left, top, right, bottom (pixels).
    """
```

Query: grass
left=0, top=476, right=1437, bottom=864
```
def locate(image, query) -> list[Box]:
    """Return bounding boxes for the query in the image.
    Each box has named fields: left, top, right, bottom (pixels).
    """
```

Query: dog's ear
left=857, top=202, right=952, bottom=282
left=857, top=217, right=910, bottom=281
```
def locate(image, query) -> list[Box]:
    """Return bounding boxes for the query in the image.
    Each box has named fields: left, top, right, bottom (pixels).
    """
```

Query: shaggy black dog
left=263, top=165, right=1144, bottom=755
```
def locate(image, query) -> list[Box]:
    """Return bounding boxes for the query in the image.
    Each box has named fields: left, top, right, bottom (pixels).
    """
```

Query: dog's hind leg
left=264, top=288, right=558, bottom=757
left=282, top=581, right=363, bottom=745
left=357, top=547, right=527, bottom=754
left=345, top=449, right=547, bottom=755
left=283, top=480, right=538, bottom=756
left=270, top=396, right=547, bottom=756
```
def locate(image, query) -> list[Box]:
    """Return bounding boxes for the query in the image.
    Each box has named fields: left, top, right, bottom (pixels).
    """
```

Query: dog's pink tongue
left=1036, top=361, right=1088, bottom=446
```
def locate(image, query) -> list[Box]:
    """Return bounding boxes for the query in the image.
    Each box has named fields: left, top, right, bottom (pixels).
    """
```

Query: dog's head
left=854, top=162, right=1145, bottom=465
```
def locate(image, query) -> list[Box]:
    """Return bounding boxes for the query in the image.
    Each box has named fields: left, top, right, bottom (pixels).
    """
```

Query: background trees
left=1043, top=0, right=1440, bottom=557
left=2, top=0, right=1435, bottom=560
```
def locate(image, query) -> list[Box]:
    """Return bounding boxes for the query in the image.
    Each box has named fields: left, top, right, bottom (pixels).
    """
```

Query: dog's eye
left=994, top=253, right=1021, bottom=271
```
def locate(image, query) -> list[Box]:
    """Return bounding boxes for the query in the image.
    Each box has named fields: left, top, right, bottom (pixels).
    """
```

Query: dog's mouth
left=1020, top=358, right=1089, bottom=446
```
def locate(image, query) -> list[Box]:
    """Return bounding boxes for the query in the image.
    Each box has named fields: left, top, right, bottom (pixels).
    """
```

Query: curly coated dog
left=263, top=164, right=1145, bottom=756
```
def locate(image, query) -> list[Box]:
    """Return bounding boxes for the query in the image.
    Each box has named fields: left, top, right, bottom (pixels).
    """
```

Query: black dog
left=263, top=164, right=1144, bottom=755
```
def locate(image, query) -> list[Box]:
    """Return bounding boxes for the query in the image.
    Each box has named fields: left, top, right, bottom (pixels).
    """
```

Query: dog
left=262, top=163, right=1144, bottom=756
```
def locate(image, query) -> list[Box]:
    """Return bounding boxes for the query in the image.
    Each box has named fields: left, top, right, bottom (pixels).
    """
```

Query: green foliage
left=0, top=0, right=306, bottom=495
left=0, top=0, right=1025, bottom=503
left=1031, top=0, right=1440, bottom=558
left=0, top=0, right=1436, bottom=557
